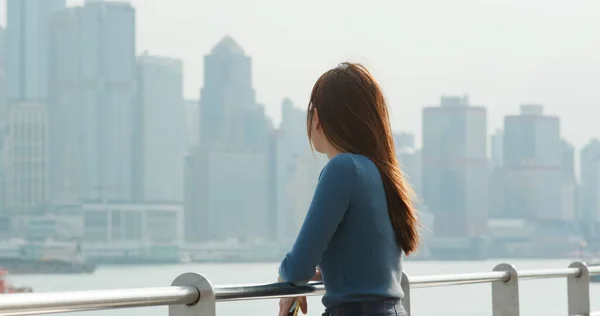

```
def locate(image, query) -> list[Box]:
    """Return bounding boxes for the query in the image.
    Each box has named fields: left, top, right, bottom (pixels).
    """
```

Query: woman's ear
left=313, top=108, right=321, bottom=130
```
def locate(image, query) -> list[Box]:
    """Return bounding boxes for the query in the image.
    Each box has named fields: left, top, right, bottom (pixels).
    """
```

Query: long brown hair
left=307, top=62, right=420, bottom=255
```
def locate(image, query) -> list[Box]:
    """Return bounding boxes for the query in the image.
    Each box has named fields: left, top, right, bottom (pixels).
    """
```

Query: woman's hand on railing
left=276, top=269, right=320, bottom=315
left=312, top=268, right=322, bottom=281
left=279, top=296, right=307, bottom=316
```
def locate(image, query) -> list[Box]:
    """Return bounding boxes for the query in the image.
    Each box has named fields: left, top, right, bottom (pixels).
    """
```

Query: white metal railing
left=0, top=261, right=599, bottom=316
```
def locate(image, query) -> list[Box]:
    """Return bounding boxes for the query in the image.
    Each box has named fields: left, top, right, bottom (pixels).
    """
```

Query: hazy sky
left=1, top=0, right=599, bottom=149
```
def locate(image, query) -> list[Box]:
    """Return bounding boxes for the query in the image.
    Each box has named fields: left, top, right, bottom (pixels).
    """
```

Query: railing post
left=492, top=263, right=519, bottom=316
left=567, top=261, right=590, bottom=316
left=170, top=272, right=215, bottom=316
left=401, top=270, right=411, bottom=316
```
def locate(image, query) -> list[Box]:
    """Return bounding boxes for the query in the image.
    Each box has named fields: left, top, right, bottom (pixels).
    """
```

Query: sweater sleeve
left=278, top=154, right=358, bottom=284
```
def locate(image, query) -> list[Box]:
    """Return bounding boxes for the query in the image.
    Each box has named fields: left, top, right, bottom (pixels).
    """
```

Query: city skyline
left=1, top=0, right=598, bottom=149
left=1, top=0, right=600, bottom=259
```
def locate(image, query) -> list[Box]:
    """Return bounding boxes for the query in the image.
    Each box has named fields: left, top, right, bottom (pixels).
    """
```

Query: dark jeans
left=322, top=299, right=407, bottom=316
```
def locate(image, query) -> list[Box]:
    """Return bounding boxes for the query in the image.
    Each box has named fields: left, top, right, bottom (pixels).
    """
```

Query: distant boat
left=0, top=269, right=33, bottom=293
left=0, top=240, right=96, bottom=275
left=0, top=256, right=96, bottom=275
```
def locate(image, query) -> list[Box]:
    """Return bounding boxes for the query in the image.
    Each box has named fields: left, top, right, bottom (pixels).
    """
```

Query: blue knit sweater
left=278, top=153, right=404, bottom=308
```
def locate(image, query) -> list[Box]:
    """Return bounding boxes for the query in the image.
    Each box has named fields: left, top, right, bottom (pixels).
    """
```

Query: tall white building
left=490, top=129, right=503, bottom=169
left=560, top=140, right=577, bottom=222
left=489, top=129, right=505, bottom=218
left=199, top=36, right=265, bottom=148
left=48, top=1, right=136, bottom=202
left=3, top=1, right=61, bottom=211
left=0, top=27, right=6, bottom=125
left=184, top=99, right=200, bottom=148
left=0, top=28, right=6, bottom=213
left=3, top=102, right=48, bottom=213
left=0, top=126, right=10, bottom=214
left=135, top=54, right=186, bottom=202
left=283, top=151, right=327, bottom=240
left=185, top=37, right=271, bottom=242
left=186, top=146, right=270, bottom=242
left=394, top=132, right=421, bottom=197
left=580, top=139, right=600, bottom=237
left=503, top=105, right=562, bottom=221
left=276, top=98, right=317, bottom=240
left=422, top=95, right=488, bottom=238
left=397, top=147, right=422, bottom=197
left=6, top=0, right=66, bottom=101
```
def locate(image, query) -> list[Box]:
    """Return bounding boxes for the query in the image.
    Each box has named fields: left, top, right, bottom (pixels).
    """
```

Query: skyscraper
left=199, top=36, right=267, bottom=149
left=560, top=140, right=577, bottom=223
left=275, top=98, right=328, bottom=241
left=393, top=132, right=421, bottom=196
left=3, top=103, right=48, bottom=213
left=185, top=37, right=271, bottom=242
left=488, top=129, right=505, bottom=218
left=422, top=95, right=488, bottom=238
left=184, top=99, right=200, bottom=148
left=0, top=27, right=6, bottom=125
left=4, top=0, right=63, bottom=214
left=579, top=139, right=600, bottom=238
left=135, top=54, right=186, bottom=202
left=48, top=1, right=136, bottom=202
left=6, top=0, right=66, bottom=101
left=503, top=105, right=561, bottom=221
left=267, top=129, right=284, bottom=240
left=561, top=140, right=576, bottom=183
left=0, top=129, right=8, bottom=214
left=280, top=98, right=308, bottom=152
left=397, top=147, right=422, bottom=197
left=0, top=28, right=6, bottom=213
left=490, top=129, right=504, bottom=169
left=283, top=150, right=327, bottom=239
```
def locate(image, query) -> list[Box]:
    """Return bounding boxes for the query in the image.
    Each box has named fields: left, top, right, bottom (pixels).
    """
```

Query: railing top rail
left=215, top=282, right=325, bottom=302
left=217, top=265, right=600, bottom=298
left=0, top=263, right=598, bottom=316
left=520, top=267, right=582, bottom=280
left=410, top=271, right=508, bottom=288
left=0, top=286, right=198, bottom=316
left=586, top=264, right=600, bottom=274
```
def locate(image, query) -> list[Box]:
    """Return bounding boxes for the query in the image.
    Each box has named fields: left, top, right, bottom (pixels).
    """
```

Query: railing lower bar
left=0, top=286, right=198, bottom=316
left=520, top=267, right=581, bottom=280
left=410, top=271, right=508, bottom=288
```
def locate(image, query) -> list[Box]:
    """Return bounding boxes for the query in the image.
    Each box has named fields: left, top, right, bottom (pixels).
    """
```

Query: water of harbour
left=9, top=259, right=600, bottom=316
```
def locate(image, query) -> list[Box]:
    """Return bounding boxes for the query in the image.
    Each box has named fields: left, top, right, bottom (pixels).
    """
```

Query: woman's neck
left=326, top=148, right=343, bottom=160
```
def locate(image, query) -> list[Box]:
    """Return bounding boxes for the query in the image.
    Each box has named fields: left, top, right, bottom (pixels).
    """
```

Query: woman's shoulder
left=319, top=153, right=357, bottom=180
left=323, top=153, right=376, bottom=178
left=325, top=153, right=359, bottom=171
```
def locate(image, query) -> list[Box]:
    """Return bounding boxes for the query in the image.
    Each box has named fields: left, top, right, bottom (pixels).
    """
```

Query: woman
left=277, top=62, right=420, bottom=316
